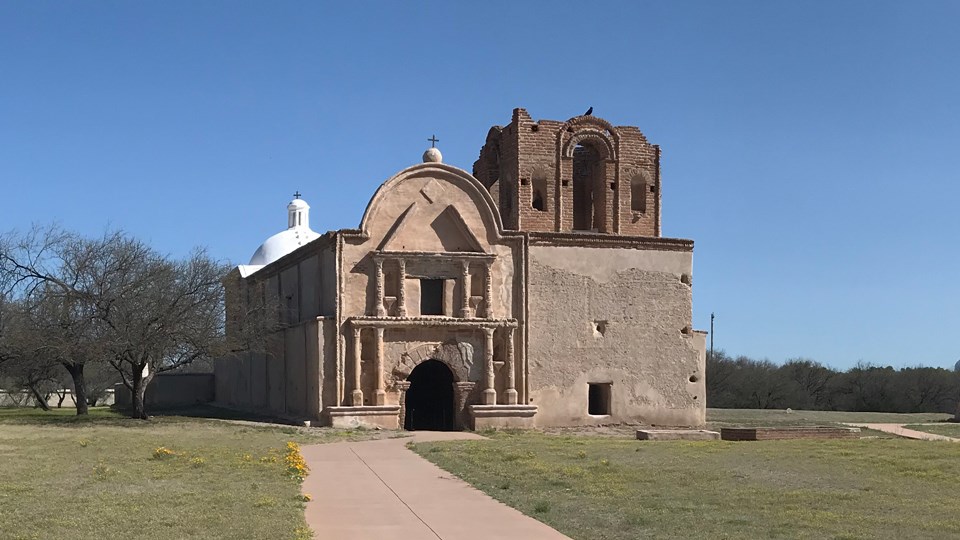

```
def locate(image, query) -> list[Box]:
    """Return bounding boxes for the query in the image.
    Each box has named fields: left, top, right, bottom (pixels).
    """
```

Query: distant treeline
left=707, top=352, right=960, bottom=414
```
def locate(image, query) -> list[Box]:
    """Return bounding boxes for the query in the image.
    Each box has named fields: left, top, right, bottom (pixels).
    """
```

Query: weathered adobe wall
left=114, top=374, right=212, bottom=408
left=339, top=165, right=522, bottom=406
left=215, top=241, right=337, bottom=420
left=526, top=245, right=705, bottom=427
left=213, top=318, right=327, bottom=421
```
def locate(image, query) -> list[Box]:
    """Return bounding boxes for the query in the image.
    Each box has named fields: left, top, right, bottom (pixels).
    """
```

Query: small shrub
left=190, top=457, right=206, bottom=467
left=533, top=501, right=551, bottom=513
left=93, top=461, right=112, bottom=480
left=253, top=496, right=276, bottom=508
left=153, top=447, right=176, bottom=460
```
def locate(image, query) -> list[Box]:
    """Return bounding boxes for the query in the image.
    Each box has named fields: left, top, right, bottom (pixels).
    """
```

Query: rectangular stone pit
left=636, top=429, right=720, bottom=441
left=720, top=426, right=861, bottom=441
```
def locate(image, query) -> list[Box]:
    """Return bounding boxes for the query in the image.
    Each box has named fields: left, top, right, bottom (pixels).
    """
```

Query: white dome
left=288, top=198, right=309, bottom=210
left=247, top=195, right=319, bottom=267
left=249, top=227, right=319, bottom=266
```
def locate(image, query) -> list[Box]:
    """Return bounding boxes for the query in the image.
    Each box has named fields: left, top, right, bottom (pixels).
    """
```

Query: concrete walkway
left=300, top=432, right=572, bottom=540
left=843, top=423, right=960, bottom=442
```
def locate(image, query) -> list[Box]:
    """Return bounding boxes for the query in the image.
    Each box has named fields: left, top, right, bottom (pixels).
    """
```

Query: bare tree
left=0, top=300, right=62, bottom=410
left=1, top=226, right=276, bottom=419
left=94, top=243, right=233, bottom=418
left=0, top=227, right=113, bottom=414
left=781, top=358, right=835, bottom=409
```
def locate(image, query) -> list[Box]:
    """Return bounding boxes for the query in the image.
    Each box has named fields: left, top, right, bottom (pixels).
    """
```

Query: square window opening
left=588, top=383, right=612, bottom=416
left=420, top=279, right=444, bottom=316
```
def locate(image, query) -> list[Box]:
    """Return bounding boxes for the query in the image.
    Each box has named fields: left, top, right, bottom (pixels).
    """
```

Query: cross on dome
left=428, top=135, right=439, bottom=148
left=293, top=190, right=302, bottom=199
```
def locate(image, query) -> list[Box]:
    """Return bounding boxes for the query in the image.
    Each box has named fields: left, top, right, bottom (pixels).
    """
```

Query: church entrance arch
left=403, top=359, right=456, bottom=431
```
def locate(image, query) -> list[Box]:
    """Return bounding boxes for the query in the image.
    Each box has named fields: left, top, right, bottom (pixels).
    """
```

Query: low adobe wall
left=721, top=427, right=861, bottom=441
left=113, top=373, right=214, bottom=409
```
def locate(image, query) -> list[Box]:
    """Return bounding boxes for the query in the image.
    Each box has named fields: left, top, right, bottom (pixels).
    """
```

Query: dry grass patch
left=0, top=407, right=387, bottom=540
left=413, top=429, right=960, bottom=539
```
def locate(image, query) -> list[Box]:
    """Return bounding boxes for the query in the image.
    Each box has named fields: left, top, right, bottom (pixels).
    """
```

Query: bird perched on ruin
left=584, top=106, right=593, bottom=116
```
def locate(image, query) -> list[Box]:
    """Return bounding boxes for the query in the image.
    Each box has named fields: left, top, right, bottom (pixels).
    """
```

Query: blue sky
left=1, top=1, right=958, bottom=370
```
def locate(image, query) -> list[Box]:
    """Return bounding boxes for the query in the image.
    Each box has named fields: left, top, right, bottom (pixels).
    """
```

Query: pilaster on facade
left=504, top=326, right=518, bottom=405
left=459, top=260, right=472, bottom=319
left=396, top=258, right=407, bottom=317
left=350, top=326, right=363, bottom=406
left=481, top=327, right=496, bottom=405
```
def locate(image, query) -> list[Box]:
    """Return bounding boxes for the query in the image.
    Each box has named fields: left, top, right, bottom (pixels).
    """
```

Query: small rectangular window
left=588, top=383, right=611, bottom=416
left=420, top=279, right=444, bottom=316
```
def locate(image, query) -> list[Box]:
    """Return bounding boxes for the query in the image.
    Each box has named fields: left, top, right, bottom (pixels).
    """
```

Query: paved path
left=843, top=423, right=960, bottom=442
left=301, top=432, right=572, bottom=540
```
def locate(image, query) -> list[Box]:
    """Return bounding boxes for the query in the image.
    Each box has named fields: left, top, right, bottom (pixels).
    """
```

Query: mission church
left=214, top=108, right=706, bottom=430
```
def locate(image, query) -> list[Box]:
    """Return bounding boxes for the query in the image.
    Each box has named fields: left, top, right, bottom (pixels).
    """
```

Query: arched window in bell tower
left=572, top=144, right=602, bottom=231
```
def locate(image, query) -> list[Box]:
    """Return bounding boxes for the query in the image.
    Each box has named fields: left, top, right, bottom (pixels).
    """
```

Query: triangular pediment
left=380, top=204, right=483, bottom=253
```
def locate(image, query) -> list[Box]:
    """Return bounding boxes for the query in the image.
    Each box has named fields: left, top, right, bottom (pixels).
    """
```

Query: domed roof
left=288, top=198, right=309, bottom=210
left=248, top=227, right=319, bottom=266
left=247, top=195, right=319, bottom=267
left=955, top=358, right=960, bottom=372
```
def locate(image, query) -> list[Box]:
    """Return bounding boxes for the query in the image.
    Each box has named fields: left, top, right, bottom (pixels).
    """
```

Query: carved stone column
left=351, top=326, right=363, bottom=406
left=454, top=381, right=476, bottom=430
left=482, top=327, right=496, bottom=405
left=483, top=261, right=493, bottom=318
left=373, top=327, right=385, bottom=405
left=396, top=258, right=407, bottom=317
left=396, top=381, right=411, bottom=429
left=460, top=260, right=472, bottom=319
left=504, top=327, right=518, bottom=405
left=374, top=258, right=385, bottom=317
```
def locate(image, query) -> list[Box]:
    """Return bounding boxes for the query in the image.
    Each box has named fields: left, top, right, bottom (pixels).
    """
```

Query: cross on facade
left=428, top=135, right=439, bottom=148
left=293, top=191, right=301, bottom=199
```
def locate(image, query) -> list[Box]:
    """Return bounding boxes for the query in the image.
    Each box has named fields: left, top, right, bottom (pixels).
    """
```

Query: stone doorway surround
left=328, top=316, right=537, bottom=430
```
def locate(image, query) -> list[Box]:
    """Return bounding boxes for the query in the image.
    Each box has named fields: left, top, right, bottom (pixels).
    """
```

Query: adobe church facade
left=215, top=108, right=706, bottom=430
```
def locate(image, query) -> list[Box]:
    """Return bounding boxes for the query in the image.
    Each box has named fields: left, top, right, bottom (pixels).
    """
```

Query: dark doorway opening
left=588, top=382, right=612, bottom=415
left=404, top=359, right=456, bottom=431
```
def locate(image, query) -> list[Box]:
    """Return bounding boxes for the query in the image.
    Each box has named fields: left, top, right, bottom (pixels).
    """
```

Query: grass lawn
left=412, top=410, right=960, bottom=539
left=0, top=407, right=383, bottom=540
left=706, top=408, right=953, bottom=430
left=903, top=423, right=960, bottom=438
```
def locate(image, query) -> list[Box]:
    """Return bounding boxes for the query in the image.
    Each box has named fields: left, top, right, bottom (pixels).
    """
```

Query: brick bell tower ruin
left=473, top=108, right=661, bottom=236
left=471, top=108, right=706, bottom=428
